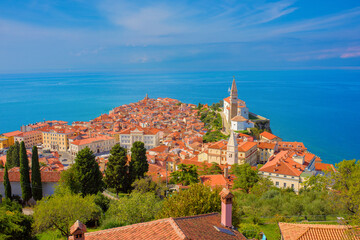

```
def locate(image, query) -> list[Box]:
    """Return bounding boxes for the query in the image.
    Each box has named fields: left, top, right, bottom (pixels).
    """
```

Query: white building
left=230, top=115, right=254, bottom=131
left=0, top=167, right=61, bottom=198
left=69, top=135, right=116, bottom=156
left=119, top=127, right=160, bottom=150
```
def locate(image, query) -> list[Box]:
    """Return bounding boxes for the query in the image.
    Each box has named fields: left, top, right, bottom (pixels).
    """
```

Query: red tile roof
left=200, top=175, right=227, bottom=188
left=76, top=213, right=246, bottom=240
left=258, top=142, right=276, bottom=149
left=259, top=151, right=305, bottom=177
left=279, top=222, right=359, bottom=240
left=260, top=131, right=278, bottom=140
left=2, top=130, right=23, bottom=137
left=71, top=135, right=114, bottom=146
left=0, top=167, right=61, bottom=182
left=149, top=145, right=169, bottom=153
left=238, top=142, right=257, bottom=152
left=315, top=162, right=336, bottom=172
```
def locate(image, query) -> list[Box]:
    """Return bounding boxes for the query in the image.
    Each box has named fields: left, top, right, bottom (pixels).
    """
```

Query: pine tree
left=6, top=146, right=14, bottom=168
left=31, top=146, right=42, bottom=201
left=4, top=163, right=12, bottom=199
left=74, top=147, right=104, bottom=195
left=130, top=141, right=148, bottom=181
left=104, top=144, right=129, bottom=196
left=13, top=141, right=20, bottom=167
left=20, top=141, right=32, bottom=202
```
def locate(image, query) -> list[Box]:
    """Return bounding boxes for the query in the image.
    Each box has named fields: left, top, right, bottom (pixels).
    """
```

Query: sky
left=1, top=0, right=360, bottom=73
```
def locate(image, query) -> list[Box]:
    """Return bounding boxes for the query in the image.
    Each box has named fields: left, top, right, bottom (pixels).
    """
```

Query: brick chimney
left=219, top=188, right=234, bottom=228
left=70, top=220, right=87, bottom=240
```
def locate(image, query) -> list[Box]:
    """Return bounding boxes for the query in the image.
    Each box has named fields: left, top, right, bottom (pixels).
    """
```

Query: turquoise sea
left=0, top=70, right=359, bottom=165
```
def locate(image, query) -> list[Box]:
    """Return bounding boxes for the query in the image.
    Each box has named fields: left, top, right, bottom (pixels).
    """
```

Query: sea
left=0, top=70, right=359, bottom=165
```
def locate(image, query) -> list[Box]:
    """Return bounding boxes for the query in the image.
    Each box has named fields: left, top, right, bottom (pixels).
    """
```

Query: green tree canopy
left=56, top=166, right=81, bottom=194
left=73, top=147, right=104, bottom=195
left=19, top=141, right=31, bottom=202
left=130, top=141, right=148, bottom=181
left=104, top=144, right=130, bottom=196
left=33, top=193, right=101, bottom=238
left=132, top=176, right=167, bottom=198
left=102, top=191, right=162, bottom=229
left=3, top=163, right=12, bottom=199
left=12, top=141, right=20, bottom=167
left=231, top=163, right=259, bottom=193
left=31, top=146, right=42, bottom=201
left=332, top=159, right=360, bottom=225
left=157, top=184, right=222, bottom=219
left=6, top=146, right=14, bottom=168
left=170, top=164, right=199, bottom=186
left=0, top=199, right=33, bottom=240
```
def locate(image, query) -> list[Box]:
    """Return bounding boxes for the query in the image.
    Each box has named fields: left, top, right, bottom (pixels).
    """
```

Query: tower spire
left=230, top=76, right=237, bottom=97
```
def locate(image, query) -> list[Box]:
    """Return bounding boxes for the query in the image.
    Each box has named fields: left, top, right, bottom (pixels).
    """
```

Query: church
left=223, top=78, right=254, bottom=131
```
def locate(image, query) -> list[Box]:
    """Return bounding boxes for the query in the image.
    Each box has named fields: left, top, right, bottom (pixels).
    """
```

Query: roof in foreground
left=74, top=213, right=246, bottom=240
left=279, top=222, right=360, bottom=240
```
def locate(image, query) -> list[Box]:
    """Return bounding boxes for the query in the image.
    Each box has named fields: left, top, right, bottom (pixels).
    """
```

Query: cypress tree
left=130, top=141, right=148, bottom=181
left=6, top=146, right=14, bottom=168
left=104, top=144, right=129, bottom=196
left=20, top=141, right=32, bottom=203
left=74, top=147, right=104, bottom=195
left=12, top=141, right=20, bottom=167
left=3, top=163, right=12, bottom=199
left=31, top=146, right=42, bottom=200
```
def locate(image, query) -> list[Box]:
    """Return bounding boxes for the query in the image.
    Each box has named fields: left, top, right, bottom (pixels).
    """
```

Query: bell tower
left=227, top=131, right=238, bottom=165
left=229, top=77, right=238, bottom=123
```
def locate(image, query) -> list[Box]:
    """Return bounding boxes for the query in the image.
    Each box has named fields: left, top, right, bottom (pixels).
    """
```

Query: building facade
left=42, top=127, right=75, bottom=152
left=69, top=135, right=116, bottom=156
left=119, top=127, right=160, bottom=150
left=14, top=131, right=42, bottom=149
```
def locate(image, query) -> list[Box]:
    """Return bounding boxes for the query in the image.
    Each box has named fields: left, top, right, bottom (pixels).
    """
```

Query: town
left=0, top=78, right=359, bottom=240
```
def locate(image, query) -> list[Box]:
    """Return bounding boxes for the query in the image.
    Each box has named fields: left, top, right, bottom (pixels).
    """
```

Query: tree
left=33, top=193, right=101, bottom=238
left=170, top=164, right=199, bottom=186
left=231, top=163, right=259, bottom=193
left=73, top=147, right=104, bottom=195
left=104, top=144, right=130, bottom=196
left=208, top=162, right=222, bottom=174
left=56, top=167, right=81, bottom=194
left=31, top=146, right=42, bottom=201
left=132, top=176, right=167, bottom=198
left=130, top=142, right=148, bottom=180
left=12, top=141, right=20, bottom=167
left=6, top=146, right=14, bottom=168
left=19, top=141, right=32, bottom=203
left=332, top=159, right=360, bottom=224
left=102, top=192, right=162, bottom=229
left=0, top=199, right=33, bottom=240
left=130, top=141, right=148, bottom=181
left=251, top=176, right=274, bottom=197
left=3, top=163, right=11, bottom=199
left=157, top=184, right=221, bottom=219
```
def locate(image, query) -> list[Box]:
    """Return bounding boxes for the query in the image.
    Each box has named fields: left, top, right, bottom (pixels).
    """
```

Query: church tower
left=229, top=77, right=238, bottom=123
left=227, top=131, right=238, bottom=165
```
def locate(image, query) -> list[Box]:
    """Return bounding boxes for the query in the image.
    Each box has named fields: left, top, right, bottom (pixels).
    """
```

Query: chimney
left=219, top=188, right=234, bottom=228
left=224, top=167, right=229, bottom=178
left=70, top=220, right=87, bottom=240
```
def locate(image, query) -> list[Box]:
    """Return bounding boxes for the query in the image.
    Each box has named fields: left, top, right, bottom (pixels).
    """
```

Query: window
left=283, top=183, right=287, bottom=187
left=291, top=184, right=294, bottom=188
left=276, top=182, right=279, bottom=186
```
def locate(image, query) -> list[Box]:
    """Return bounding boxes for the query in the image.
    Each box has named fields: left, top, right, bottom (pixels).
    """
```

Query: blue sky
left=1, top=0, right=360, bottom=73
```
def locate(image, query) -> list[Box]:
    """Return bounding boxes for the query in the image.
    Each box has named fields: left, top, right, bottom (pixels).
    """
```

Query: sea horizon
left=1, top=69, right=359, bottom=165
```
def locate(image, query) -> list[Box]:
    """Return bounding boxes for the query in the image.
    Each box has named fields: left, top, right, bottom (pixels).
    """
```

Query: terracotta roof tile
left=279, top=222, right=360, bottom=240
